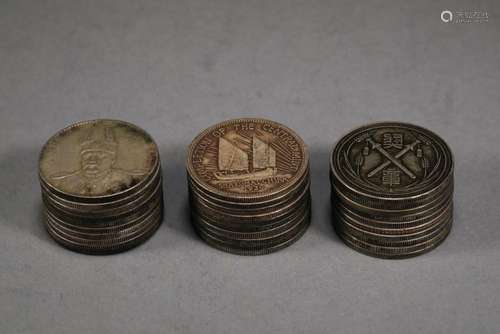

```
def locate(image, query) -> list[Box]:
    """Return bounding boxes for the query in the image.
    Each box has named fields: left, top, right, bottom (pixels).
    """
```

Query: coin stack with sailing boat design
left=38, top=119, right=163, bottom=254
left=187, top=118, right=311, bottom=255
left=330, top=122, right=454, bottom=259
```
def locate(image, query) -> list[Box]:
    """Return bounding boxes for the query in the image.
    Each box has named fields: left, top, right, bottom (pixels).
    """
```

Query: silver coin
left=337, top=219, right=452, bottom=259
left=194, top=208, right=311, bottom=255
left=39, top=119, right=164, bottom=254
left=330, top=122, right=454, bottom=259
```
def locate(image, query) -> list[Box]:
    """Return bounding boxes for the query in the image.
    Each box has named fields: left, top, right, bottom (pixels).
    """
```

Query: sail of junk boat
left=214, top=135, right=280, bottom=181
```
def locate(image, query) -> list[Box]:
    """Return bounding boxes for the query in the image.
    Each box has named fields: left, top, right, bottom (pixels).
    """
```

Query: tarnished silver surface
left=187, top=118, right=311, bottom=255
left=38, top=119, right=163, bottom=254
left=330, top=122, right=454, bottom=259
left=194, top=208, right=311, bottom=256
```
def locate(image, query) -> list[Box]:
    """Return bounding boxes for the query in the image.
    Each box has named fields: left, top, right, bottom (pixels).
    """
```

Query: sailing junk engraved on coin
left=187, top=118, right=311, bottom=255
left=214, top=134, right=288, bottom=182
left=189, top=119, right=306, bottom=196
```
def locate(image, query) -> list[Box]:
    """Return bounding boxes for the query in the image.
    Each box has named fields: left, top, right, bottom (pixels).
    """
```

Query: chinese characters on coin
left=344, top=129, right=438, bottom=192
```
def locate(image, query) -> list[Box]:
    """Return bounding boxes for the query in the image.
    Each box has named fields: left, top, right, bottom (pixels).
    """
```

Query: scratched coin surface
left=38, top=119, right=163, bottom=254
left=187, top=118, right=308, bottom=201
left=39, top=119, right=159, bottom=200
left=330, top=122, right=454, bottom=259
left=331, top=122, right=453, bottom=201
left=187, top=118, right=311, bottom=255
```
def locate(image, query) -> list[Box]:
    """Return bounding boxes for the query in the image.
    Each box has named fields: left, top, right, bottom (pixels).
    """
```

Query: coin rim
left=39, top=119, right=160, bottom=201
left=194, top=209, right=311, bottom=255
left=330, top=122, right=454, bottom=201
left=186, top=118, right=309, bottom=201
left=336, top=218, right=451, bottom=259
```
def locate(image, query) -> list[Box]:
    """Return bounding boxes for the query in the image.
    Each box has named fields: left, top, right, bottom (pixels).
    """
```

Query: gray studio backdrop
left=1, top=1, right=499, bottom=333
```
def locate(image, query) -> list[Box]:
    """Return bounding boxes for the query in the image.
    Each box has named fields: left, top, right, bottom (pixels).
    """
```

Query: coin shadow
left=158, top=144, right=199, bottom=243
left=430, top=155, right=500, bottom=257
left=308, top=146, right=341, bottom=242
left=0, top=146, right=54, bottom=244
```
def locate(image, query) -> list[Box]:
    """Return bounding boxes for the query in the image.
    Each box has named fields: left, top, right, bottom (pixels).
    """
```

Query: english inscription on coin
left=188, top=118, right=308, bottom=197
left=39, top=120, right=158, bottom=197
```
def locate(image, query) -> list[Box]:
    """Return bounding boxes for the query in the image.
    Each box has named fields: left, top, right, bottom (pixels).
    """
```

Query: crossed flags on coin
left=366, top=137, right=421, bottom=180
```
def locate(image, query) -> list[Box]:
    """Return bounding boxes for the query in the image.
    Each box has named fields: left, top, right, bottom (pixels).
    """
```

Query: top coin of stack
left=330, top=122, right=454, bottom=259
left=38, top=119, right=163, bottom=254
left=187, top=118, right=311, bottom=255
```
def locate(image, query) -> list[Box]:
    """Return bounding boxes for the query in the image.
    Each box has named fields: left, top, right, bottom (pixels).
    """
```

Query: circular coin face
left=39, top=119, right=159, bottom=199
left=187, top=118, right=308, bottom=200
left=331, top=122, right=453, bottom=200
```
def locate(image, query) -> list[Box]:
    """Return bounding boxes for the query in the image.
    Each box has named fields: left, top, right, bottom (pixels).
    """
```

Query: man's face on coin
left=81, top=150, right=115, bottom=178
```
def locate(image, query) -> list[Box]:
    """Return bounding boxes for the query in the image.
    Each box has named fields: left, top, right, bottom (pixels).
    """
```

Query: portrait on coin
left=50, top=126, right=147, bottom=195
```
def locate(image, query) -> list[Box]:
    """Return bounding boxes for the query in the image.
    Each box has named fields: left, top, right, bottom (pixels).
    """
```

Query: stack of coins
left=330, top=122, right=454, bottom=259
left=187, top=118, right=310, bottom=255
left=38, top=119, right=163, bottom=254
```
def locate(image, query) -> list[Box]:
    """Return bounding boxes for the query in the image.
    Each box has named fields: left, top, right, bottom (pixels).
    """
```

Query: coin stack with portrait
left=38, top=119, right=163, bottom=254
left=187, top=118, right=311, bottom=255
left=330, top=122, right=454, bottom=259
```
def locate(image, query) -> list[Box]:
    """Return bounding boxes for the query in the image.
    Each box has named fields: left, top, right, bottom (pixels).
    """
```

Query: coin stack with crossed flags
left=330, top=122, right=454, bottom=259
left=38, top=119, right=163, bottom=254
left=187, top=118, right=311, bottom=255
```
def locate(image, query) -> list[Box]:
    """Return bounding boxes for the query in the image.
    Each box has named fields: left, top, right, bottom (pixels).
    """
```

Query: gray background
left=1, top=0, right=499, bottom=333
